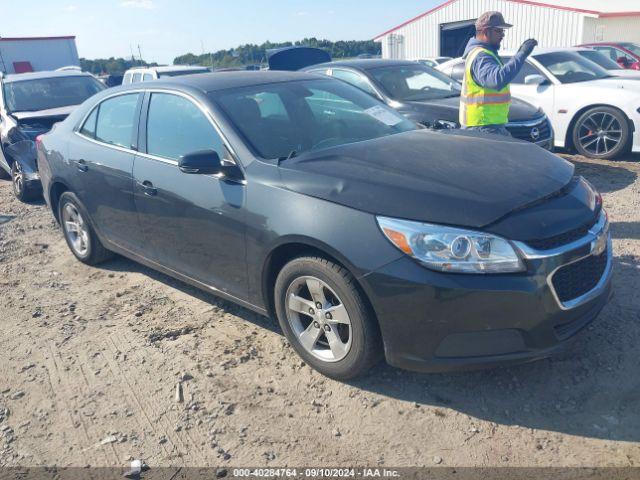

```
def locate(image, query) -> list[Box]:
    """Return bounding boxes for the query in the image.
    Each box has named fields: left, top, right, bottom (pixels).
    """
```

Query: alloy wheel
left=577, top=112, right=623, bottom=156
left=284, top=276, right=352, bottom=362
left=62, top=203, right=90, bottom=257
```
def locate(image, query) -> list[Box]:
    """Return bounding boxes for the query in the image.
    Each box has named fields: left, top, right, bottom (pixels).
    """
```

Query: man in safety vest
left=460, top=11, right=538, bottom=136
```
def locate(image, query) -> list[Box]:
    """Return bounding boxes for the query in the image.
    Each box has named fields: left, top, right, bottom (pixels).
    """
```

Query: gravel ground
left=0, top=152, right=639, bottom=468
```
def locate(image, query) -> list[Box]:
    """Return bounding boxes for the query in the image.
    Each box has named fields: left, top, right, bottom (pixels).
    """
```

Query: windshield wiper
left=276, top=150, right=297, bottom=165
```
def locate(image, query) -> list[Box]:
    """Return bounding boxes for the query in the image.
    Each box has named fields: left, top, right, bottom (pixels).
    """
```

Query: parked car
left=568, top=47, right=640, bottom=79
left=122, top=66, right=210, bottom=84
left=303, top=59, right=553, bottom=149
left=415, top=57, right=453, bottom=68
left=0, top=70, right=105, bottom=201
left=577, top=42, right=640, bottom=71
left=438, top=49, right=640, bottom=159
left=38, top=71, right=612, bottom=379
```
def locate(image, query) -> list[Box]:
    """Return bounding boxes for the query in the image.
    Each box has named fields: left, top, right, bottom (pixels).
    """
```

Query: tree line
left=80, top=38, right=380, bottom=74
left=79, top=57, right=158, bottom=75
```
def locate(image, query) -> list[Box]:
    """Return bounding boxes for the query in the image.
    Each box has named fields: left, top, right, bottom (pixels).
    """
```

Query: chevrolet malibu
left=37, top=72, right=613, bottom=379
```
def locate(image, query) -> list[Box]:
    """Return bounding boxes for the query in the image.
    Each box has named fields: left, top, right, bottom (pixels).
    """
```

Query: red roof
left=0, top=36, right=76, bottom=42
left=373, top=0, right=640, bottom=39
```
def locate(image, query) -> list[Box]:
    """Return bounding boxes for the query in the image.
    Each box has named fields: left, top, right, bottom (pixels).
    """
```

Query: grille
left=506, top=118, right=551, bottom=143
left=552, top=248, right=608, bottom=304
left=526, top=216, right=598, bottom=250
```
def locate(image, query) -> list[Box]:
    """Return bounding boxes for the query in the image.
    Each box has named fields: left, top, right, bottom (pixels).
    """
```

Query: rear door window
left=79, top=106, right=99, bottom=138
left=146, top=93, right=224, bottom=161
left=94, top=93, right=141, bottom=148
left=331, top=69, right=379, bottom=97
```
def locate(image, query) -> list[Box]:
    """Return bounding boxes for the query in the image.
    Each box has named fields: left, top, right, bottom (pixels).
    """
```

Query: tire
left=274, top=256, right=382, bottom=380
left=58, top=191, right=113, bottom=265
left=11, top=162, right=39, bottom=202
left=572, top=106, right=630, bottom=159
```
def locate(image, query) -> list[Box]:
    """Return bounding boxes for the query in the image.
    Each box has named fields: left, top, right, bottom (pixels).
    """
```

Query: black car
left=0, top=70, right=105, bottom=201
left=38, top=71, right=611, bottom=379
left=302, top=59, right=554, bottom=149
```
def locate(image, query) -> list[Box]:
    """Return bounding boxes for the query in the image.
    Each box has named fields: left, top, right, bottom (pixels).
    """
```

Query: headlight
left=377, top=216, right=525, bottom=274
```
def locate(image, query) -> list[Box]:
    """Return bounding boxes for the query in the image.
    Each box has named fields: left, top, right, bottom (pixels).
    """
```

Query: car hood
left=608, top=69, right=640, bottom=79
left=277, top=129, right=574, bottom=228
left=396, top=95, right=543, bottom=123
left=11, top=105, right=78, bottom=121
left=581, top=77, right=640, bottom=89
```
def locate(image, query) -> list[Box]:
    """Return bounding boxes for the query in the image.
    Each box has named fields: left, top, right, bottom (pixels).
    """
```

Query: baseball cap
left=475, top=11, right=513, bottom=30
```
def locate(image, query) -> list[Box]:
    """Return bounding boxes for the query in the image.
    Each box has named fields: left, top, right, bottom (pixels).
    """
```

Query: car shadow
left=349, top=253, right=640, bottom=442
left=100, top=255, right=280, bottom=335
left=97, top=249, right=639, bottom=442
left=611, top=221, right=640, bottom=240
left=566, top=157, right=638, bottom=193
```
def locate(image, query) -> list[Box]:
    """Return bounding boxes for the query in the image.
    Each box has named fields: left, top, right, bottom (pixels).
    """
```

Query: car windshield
left=577, top=50, right=622, bottom=70
left=3, top=76, right=105, bottom=113
left=212, top=78, right=417, bottom=160
left=368, top=64, right=461, bottom=101
left=534, top=52, right=610, bottom=83
left=158, top=69, right=209, bottom=77
left=620, top=43, right=640, bottom=56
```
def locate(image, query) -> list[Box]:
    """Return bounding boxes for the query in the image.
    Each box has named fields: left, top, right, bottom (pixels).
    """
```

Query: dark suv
left=37, top=72, right=611, bottom=379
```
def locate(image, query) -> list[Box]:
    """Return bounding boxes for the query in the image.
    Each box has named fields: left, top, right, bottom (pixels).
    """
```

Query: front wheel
left=11, top=161, right=38, bottom=202
left=58, top=191, right=113, bottom=265
left=274, top=256, right=382, bottom=380
left=572, top=106, right=630, bottom=159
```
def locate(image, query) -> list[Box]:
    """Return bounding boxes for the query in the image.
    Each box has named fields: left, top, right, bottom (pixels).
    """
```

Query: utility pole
left=137, top=45, right=143, bottom=64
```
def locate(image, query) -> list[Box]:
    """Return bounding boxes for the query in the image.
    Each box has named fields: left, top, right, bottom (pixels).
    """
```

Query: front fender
left=6, top=140, right=39, bottom=179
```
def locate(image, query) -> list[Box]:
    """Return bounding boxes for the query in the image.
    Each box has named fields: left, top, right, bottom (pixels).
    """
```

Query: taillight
left=632, top=62, right=640, bottom=71
left=36, top=134, right=43, bottom=147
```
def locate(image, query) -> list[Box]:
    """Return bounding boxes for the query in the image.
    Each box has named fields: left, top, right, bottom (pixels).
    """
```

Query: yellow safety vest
left=460, top=47, right=511, bottom=127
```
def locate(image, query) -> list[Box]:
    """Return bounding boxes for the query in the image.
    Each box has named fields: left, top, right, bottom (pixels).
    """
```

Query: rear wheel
left=58, top=192, right=113, bottom=265
left=274, top=256, right=382, bottom=380
left=572, top=106, right=630, bottom=159
left=11, top=162, right=38, bottom=202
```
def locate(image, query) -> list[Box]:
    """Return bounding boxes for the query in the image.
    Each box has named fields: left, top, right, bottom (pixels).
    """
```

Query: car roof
left=305, top=59, right=419, bottom=71
left=114, top=70, right=324, bottom=93
left=3, top=69, right=94, bottom=83
left=126, top=65, right=209, bottom=73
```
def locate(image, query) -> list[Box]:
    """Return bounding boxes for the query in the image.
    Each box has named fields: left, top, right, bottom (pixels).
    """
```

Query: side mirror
left=524, top=74, right=547, bottom=86
left=178, top=149, right=242, bottom=179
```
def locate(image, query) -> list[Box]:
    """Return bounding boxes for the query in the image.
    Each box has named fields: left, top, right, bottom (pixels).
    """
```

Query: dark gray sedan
left=37, top=71, right=612, bottom=379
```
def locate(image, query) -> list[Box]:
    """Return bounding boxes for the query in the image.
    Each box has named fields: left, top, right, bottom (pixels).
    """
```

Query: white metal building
left=0, top=36, right=80, bottom=74
left=374, top=0, right=640, bottom=60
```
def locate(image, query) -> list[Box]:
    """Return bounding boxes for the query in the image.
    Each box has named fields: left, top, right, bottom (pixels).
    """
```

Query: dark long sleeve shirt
left=462, top=38, right=527, bottom=90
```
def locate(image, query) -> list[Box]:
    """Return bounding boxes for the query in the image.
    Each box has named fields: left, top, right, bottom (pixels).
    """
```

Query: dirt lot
left=0, top=152, right=639, bottom=469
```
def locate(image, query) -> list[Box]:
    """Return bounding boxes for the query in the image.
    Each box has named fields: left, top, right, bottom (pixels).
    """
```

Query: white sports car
left=438, top=48, right=640, bottom=159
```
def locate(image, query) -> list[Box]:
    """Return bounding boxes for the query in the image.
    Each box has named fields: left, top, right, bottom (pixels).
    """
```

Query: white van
left=122, top=65, right=210, bottom=84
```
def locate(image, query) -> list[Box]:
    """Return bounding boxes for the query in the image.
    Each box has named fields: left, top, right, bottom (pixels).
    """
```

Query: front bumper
left=361, top=213, right=612, bottom=372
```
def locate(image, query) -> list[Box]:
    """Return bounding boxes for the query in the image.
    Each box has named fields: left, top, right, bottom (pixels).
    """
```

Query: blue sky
left=1, top=0, right=440, bottom=64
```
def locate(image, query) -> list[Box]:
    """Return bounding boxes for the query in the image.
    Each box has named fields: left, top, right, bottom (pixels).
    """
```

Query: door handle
left=140, top=180, right=157, bottom=196
left=76, top=159, right=88, bottom=172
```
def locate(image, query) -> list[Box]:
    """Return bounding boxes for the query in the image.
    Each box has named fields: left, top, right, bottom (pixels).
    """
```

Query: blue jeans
left=463, top=125, right=512, bottom=137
